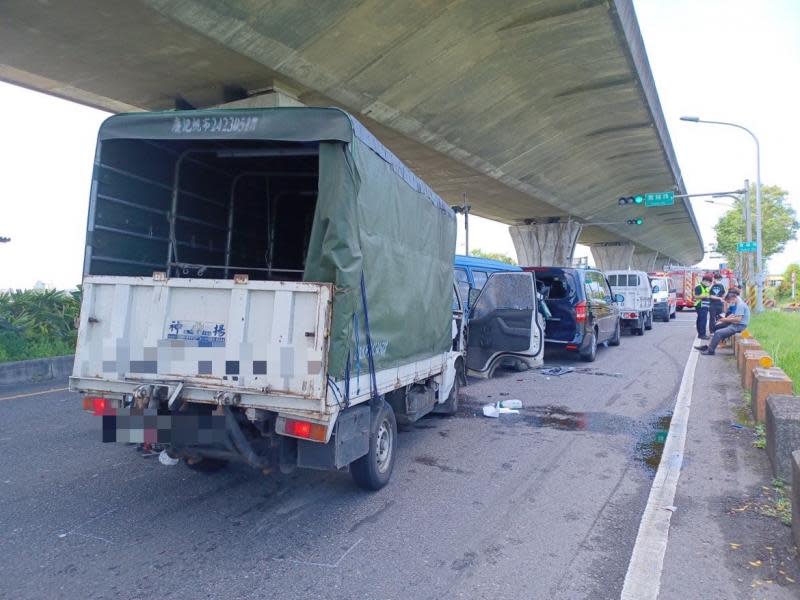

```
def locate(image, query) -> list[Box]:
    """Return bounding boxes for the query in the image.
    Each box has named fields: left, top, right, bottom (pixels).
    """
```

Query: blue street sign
left=737, top=241, right=758, bottom=253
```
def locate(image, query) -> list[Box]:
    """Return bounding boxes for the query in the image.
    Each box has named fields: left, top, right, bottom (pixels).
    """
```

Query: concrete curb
left=0, top=355, right=74, bottom=385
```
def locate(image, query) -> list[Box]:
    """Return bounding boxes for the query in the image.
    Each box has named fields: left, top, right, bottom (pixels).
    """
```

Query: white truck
left=606, top=270, right=654, bottom=336
left=70, top=107, right=542, bottom=490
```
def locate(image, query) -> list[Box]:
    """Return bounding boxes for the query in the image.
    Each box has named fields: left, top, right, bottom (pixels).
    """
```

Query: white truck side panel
left=72, top=276, right=333, bottom=409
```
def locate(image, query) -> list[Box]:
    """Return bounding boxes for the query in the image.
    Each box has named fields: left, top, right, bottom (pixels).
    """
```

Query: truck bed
left=71, top=275, right=333, bottom=414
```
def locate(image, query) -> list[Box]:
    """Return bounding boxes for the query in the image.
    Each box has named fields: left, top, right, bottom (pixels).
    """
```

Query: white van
left=606, top=270, right=654, bottom=336
left=649, top=275, right=677, bottom=322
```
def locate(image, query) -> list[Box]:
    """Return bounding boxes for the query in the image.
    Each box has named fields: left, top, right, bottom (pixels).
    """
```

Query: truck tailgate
left=72, top=276, right=332, bottom=406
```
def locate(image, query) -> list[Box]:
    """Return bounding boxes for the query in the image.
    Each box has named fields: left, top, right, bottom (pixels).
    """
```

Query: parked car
left=454, top=254, right=521, bottom=309
left=648, top=274, right=677, bottom=322
left=524, top=267, right=621, bottom=362
left=606, top=270, right=654, bottom=335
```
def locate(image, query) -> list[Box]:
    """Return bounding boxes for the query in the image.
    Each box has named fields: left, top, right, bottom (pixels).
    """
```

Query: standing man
left=696, top=289, right=750, bottom=355
left=708, top=273, right=726, bottom=333
left=694, top=274, right=713, bottom=339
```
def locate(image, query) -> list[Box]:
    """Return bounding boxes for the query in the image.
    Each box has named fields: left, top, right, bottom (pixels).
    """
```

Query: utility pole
left=463, top=193, right=470, bottom=256
left=451, top=196, right=471, bottom=256
left=743, top=179, right=754, bottom=293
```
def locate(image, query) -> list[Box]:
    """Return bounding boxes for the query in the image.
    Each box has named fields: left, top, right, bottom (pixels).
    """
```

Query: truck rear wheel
left=350, top=401, right=397, bottom=491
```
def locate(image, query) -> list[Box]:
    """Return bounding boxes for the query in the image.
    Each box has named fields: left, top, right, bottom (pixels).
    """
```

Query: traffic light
left=618, top=195, right=644, bottom=206
left=626, top=218, right=644, bottom=226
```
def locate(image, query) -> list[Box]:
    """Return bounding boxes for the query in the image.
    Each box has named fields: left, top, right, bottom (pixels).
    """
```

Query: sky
left=1, top=0, right=798, bottom=290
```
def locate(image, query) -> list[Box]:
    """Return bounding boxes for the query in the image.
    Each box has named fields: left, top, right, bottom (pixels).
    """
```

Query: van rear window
left=537, top=276, right=570, bottom=299
left=610, top=274, right=639, bottom=287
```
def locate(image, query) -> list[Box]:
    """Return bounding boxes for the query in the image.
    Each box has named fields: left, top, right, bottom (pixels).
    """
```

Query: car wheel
left=609, top=320, right=621, bottom=346
left=677, top=306, right=684, bottom=312
left=644, top=311, right=653, bottom=330
left=350, top=400, right=397, bottom=491
left=580, top=330, right=598, bottom=362
left=635, top=324, right=645, bottom=336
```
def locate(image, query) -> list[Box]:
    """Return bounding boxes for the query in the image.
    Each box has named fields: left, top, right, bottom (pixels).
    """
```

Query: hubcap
left=375, top=420, right=392, bottom=473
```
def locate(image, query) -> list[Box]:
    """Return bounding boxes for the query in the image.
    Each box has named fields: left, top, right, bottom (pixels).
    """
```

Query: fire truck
left=666, top=267, right=738, bottom=311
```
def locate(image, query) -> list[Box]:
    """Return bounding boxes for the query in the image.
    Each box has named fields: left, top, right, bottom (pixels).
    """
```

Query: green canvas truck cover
left=95, top=107, right=456, bottom=383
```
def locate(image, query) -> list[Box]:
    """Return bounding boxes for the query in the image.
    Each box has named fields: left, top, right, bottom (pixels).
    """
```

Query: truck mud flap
left=297, top=404, right=370, bottom=471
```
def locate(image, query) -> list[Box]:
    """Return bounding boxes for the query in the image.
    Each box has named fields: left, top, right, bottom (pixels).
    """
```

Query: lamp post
left=680, top=116, right=763, bottom=312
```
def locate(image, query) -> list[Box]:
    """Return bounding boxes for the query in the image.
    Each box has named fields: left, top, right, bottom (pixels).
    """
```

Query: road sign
left=644, top=191, right=674, bottom=207
left=737, top=241, right=758, bottom=252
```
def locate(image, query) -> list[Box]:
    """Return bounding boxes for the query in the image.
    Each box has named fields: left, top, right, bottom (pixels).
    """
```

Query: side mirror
left=468, top=287, right=481, bottom=309
left=614, top=293, right=624, bottom=303
left=652, top=285, right=660, bottom=293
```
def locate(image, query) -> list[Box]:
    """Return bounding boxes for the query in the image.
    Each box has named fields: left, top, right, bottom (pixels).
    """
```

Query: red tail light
left=281, top=418, right=327, bottom=442
left=82, top=396, right=113, bottom=416
left=575, top=300, right=587, bottom=323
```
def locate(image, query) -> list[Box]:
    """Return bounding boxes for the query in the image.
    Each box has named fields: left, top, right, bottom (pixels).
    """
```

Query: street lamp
left=680, top=116, right=763, bottom=311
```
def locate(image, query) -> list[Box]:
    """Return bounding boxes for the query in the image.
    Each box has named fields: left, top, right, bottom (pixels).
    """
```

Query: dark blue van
left=524, top=266, right=622, bottom=362
left=454, top=254, right=521, bottom=307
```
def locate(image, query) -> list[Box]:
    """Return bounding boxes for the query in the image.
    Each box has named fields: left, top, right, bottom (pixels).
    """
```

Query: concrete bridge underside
left=0, top=0, right=703, bottom=267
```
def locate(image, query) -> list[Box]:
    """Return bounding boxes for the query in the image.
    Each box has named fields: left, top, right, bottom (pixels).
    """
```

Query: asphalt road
left=0, top=314, right=698, bottom=600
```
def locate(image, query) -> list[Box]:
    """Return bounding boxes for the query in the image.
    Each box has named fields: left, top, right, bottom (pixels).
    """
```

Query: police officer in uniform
left=708, top=273, right=726, bottom=333
left=694, top=274, right=713, bottom=339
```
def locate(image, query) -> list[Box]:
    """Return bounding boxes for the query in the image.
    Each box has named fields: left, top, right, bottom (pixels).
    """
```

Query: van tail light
left=82, top=396, right=113, bottom=416
left=279, top=417, right=327, bottom=442
left=575, top=300, right=587, bottom=323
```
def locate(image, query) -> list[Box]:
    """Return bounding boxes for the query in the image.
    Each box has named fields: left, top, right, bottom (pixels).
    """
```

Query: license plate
left=100, top=408, right=226, bottom=445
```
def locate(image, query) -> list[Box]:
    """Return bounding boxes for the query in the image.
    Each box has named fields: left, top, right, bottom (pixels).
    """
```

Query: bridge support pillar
left=630, top=251, right=660, bottom=272
left=590, top=242, right=634, bottom=271
left=509, top=221, right=581, bottom=267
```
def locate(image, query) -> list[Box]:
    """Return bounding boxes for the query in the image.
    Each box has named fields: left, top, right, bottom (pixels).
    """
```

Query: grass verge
left=747, top=311, right=800, bottom=393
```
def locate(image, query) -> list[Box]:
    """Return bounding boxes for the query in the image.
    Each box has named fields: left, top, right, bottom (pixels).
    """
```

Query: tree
left=714, top=184, right=798, bottom=267
left=470, top=248, right=517, bottom=265
left=779, top=263, right=800, bottom=298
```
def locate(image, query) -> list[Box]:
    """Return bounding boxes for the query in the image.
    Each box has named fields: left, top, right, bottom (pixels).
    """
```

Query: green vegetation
left=778, top=262, right=799, bottom=303
left=747, top=311, right=800, bottom=392
left=760, top=479, right=792, bottom=526
left=752, top=423, right=766, bottom=449
left=0, top=288, right=80, bottom=362
left=469, top=248, right=517, bottom=265
left=714, top=184, right=798, bottom=268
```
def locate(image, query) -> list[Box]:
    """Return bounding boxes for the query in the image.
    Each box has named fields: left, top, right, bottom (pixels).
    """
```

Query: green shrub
left=0, top=288, right=80, bottom=362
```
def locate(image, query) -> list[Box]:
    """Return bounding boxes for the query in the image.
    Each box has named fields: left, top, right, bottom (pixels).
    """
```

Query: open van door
left=466, top=272, right=543, bottom=378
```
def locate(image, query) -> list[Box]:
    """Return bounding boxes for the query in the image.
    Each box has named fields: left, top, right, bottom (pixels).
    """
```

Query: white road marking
left=620, top=337, right=700, bottom=600
left=57, top=507, right=117, bottom=544
left=0, top=387, right=68, bottom=401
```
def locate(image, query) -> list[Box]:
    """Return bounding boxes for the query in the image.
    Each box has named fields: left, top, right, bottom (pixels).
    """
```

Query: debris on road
left=539, top=366, right=574, bottom=377
left=482, top=402, right=521, bottom=418
left=158, top=450, right=180, bottom=466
